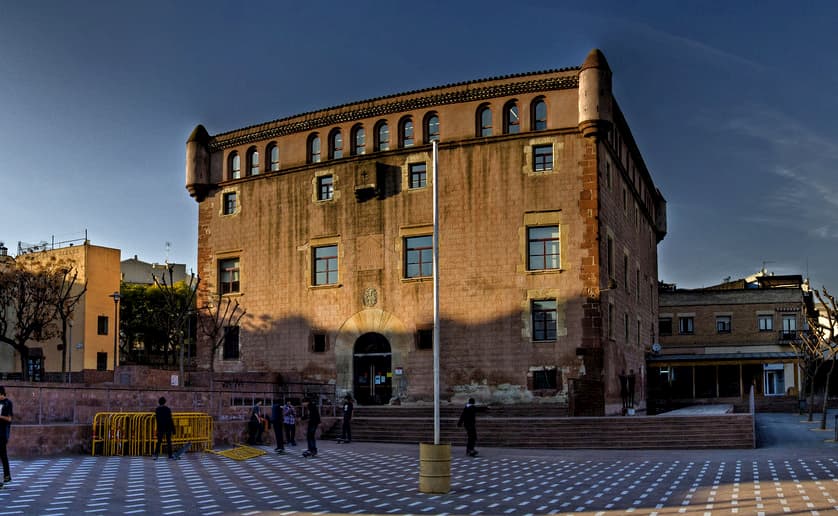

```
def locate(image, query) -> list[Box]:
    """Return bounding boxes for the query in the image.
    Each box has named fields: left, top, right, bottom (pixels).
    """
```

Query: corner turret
left=577, top=49, right=613, bottom=140
left=185, top=124, right=211, bottom=202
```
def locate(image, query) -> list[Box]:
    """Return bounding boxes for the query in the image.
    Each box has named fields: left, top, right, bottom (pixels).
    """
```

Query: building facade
left=185, top=49, right=667, bottom=412
left=121, top=255, right=188, bottom=286
left=650, top=272, right=813, bottom=411
left=0, top=241, right=121, bottom=378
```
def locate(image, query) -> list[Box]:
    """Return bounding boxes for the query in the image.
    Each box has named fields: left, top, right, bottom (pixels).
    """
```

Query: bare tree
left=795, top=316, right=827, bottom=422
left=198, top=293, right=246, bottom=373
left=812, top=288, right=838, bottom=430
left=50, top=259, right=87, bottom=377
left=0, top=257, right=62, bottom=381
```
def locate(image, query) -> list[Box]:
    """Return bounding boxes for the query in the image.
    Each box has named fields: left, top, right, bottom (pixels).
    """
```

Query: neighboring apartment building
left=0, top=240, right=121, bottom=378
left=184, top=49, right=667, bottom=412
left=651, top=272, right=814, bottom=409
left=121, top=255, right=188, bottom=285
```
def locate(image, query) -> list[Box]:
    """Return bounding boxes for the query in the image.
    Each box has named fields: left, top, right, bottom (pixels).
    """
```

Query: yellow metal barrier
left=92, top=412, right=213, bottom=456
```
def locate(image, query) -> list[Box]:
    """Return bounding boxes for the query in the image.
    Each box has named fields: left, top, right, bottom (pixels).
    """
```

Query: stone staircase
left=323, top=404, right=755, bottom=449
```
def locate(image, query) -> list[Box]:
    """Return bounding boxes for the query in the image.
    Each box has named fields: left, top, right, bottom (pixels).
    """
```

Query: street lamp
left=67, top=320, right=72, bottom=384
left=109, top=291, right=121, bottom=382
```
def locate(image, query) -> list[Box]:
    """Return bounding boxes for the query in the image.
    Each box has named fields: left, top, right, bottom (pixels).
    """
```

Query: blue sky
left=2, top=1, right=837, bottom=290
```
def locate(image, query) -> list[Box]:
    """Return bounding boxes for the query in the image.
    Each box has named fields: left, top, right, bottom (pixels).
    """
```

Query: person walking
left=271, top=401, right=285, bottom=454
left=283, top=401, right=297, bottom=446
left=618, top=370, right=629, bottom=413
left=153, top=397, right=175, bottom=460
left=301, top=398, right=320, bottom=458
left=0, top=387, right=13, bottom=485
left=339, top=394, right=354, bottom=443
left=457, top=398, right=479, bottom=457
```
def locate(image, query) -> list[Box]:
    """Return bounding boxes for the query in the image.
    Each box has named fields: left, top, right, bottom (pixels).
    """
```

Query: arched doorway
left=353, top=332, right=392, bottom=405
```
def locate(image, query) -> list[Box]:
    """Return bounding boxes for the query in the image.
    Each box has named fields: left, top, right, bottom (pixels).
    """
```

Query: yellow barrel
left=419, top=442, right=451, bottom=494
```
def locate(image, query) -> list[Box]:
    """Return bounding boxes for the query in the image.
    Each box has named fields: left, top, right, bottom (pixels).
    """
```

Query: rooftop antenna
left=165, top=241, right=171, bottom=264
left=761, top=260, right=774, bottom=274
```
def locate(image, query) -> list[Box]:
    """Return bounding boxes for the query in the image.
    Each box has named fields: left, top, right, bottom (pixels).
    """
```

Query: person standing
left=271, top=401, right=285, bottom=454
left=339, top=394, right=354, bottom=443
left=627, top=369, right=637, bottom=408
left=153, top=397, right=175, bottom=460
left=457, top=398, right=478, bottom=457
left=283, top=401, right=297, bottom=446
left=248, top=402, right=264, bottom=445
left=618, top=370, right=629, bottom=413
left=0, top=387, right=13, bottom=485
left=301, top=398, right=320, bottom=458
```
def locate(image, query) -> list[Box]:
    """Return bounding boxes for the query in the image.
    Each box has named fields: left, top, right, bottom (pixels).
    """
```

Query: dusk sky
left=2, top=1, right=837, bottom=290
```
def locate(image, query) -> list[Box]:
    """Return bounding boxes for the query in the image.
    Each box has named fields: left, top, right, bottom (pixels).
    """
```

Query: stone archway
left=335, top=309, right=412, bottom=402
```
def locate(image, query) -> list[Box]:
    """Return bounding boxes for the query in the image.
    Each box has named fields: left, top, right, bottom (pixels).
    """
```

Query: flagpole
left=432, top=140, right=440, bottom=445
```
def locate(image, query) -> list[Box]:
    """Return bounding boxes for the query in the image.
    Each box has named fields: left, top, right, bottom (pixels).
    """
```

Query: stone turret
left=577, top=48, right=613, bottom=139
left=185, top=124, right=211, bottom=202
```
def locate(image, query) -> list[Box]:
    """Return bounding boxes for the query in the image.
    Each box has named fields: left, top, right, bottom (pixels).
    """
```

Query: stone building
left=650, top=271, right=814, bottom=411
left=185, top=49, right=667, bottom=413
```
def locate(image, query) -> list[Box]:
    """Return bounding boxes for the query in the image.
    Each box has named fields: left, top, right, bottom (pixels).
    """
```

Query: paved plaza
left=0, top=413, right=836, bottom=515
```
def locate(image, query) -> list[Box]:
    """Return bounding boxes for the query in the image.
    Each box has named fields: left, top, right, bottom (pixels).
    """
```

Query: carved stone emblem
left=363, top=288, right=378, bottom=307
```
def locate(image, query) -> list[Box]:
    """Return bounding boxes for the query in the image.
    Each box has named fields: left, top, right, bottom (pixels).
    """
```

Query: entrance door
left=353, top=332, right=392, bottom=405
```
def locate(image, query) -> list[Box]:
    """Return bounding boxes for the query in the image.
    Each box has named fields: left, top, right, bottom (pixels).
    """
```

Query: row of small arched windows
left=227, top=97, right=550, bottom=176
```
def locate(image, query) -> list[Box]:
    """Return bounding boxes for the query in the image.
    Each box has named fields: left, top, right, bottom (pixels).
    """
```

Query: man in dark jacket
left=271, top=401, right=285, bottom=454
left=457, top=398, right=478, bottom=457
left=154, top=397, right=175, bottom=460
left=301, top=398, right=321, bottom=457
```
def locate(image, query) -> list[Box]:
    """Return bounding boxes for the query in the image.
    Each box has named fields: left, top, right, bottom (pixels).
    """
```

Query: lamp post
left=109, top=291, right=121, bottom=382
left=67, top=320, right=73, bottom=384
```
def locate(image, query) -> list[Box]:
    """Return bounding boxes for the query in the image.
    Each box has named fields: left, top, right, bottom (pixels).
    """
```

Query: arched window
left=532, top=97, right=547, bottom=131
left=351, top=124, right=365, bottom=156
left=503, top=100, right=520, bottom=134
left=423, top=112, right=440, bottom=143
left=399, top=117, right=414, bottom=148
left=329, top=129, right=343, bottom=159
left=375, top=121, right=390, bottom=151
left=308, top=133, right=321, bottom=164
left=268, top=143, right=279, bottom=171
left=229, top=152, right=241, bottom=180
left=247, top=147, right=259, bottom=176
left=477, top=104, right=492, bottom=137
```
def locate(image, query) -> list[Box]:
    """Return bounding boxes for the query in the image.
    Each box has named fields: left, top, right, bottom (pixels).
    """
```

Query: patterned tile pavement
left=0, top=412, right=835, bottom=515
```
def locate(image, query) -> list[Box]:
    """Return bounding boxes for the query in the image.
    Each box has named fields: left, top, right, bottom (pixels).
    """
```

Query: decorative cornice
left=208, top=74, right=579, bottom=152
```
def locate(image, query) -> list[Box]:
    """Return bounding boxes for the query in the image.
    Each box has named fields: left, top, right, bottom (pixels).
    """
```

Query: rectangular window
left=659, top=317, right=672, bottom=336
left=532, top=300, right=557, bottom=341
left=222, top=191, right=237, bottom=215
left=758, top=315, right=773, bottom=331
left=623, top=255, right=629, bottom=293
left=678, top=317, right=694, bottom=335
left=409, top=163, right=427, bottom=189
left=317, top=175, right=334, bottom=201
left=405, top=235, right=432, bottom=278
left=624, top=312, right=629, bottom=340
left=781, top=315, right=796, bottom=340
left=219, top=258, right=240, bottom=294
left=635, top=269, right=640, bottom=301
left=533, top=145, right=553, bottom=171
left=533, top=368, right=557, bottom=390
left=527, top=226, right=560, bottom=270
left=313, top=333, right=327, bottom=353
left=417, top=329, right=433, bottom=350
left=314, top=245, right=338, bottom=285
left=716, top=316, right=732, bottom=333
left=96, top=352, right=108, bottom=371
left=223, top=326, right=240, bottom=360
left=97, top=315, right=108, bottom=336
left=606, top=236, right=614, bottom=279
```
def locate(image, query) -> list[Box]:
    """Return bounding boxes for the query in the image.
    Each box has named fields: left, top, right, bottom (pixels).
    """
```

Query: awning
left=647, top=351, right=797, bottom=366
